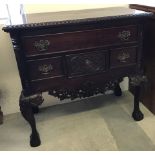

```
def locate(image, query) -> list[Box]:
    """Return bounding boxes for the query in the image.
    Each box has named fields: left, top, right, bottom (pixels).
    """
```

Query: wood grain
left=130, top=4, right=155, bottom=13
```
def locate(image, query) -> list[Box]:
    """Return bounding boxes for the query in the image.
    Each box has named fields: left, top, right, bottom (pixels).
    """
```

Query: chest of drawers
left=3, top=7, right=151, bottom=147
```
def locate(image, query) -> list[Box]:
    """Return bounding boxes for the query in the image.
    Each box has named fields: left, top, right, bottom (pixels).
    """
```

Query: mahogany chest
left=2, top=7, right=151, bottom=147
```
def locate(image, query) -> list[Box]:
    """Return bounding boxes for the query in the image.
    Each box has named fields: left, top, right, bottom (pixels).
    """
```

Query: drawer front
left=66, top=50, right=106, bottom=77
left=27, top=56, right=64, bottom=80
left=23, top=25, right=138, bottom=56
left=110, top=47, right=137, bottom=68
left=30, top=65, right=137, bottom=93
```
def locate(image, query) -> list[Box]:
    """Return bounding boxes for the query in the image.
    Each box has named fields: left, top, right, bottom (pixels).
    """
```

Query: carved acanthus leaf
left=49, top=79, right=123, bottom=100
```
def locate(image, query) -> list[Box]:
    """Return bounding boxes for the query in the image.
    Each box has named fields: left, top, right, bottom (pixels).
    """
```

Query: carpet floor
left=0, top=91, right=155, bottom=151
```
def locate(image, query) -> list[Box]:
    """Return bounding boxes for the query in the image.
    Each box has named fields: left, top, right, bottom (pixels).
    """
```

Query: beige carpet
left=0, top=91, right=155, bottom=151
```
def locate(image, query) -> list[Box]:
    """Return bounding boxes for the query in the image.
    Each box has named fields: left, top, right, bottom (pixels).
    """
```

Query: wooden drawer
left=110, top=46, right=137, bottom=68
left=66, top=50, right=106, bottom=77
left=27, top=56, right=64, bottom=81
left=30, top=65, right=138, bottom=93
left=23, top=25, right=138, bottom=57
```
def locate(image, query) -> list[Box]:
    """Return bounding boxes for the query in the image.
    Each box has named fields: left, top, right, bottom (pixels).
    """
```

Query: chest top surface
left=2, top=7, right=152, bottom=32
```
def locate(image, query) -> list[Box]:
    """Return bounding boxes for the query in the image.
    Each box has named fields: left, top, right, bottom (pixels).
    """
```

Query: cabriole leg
left=114, top=83, right=122, bottom=97
left=32, top=105, right=39, bottom=114
left=132, top=85, right=144, bottom=121
left=0, top=106, right=3, bottom=125
left=130, top=75, right=147, bottom=121
left=19, top=92, right=44, bottom=147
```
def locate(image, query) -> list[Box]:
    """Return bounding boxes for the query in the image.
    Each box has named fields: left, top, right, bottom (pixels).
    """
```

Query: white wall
left=0, top=25, right=22, bottom=115
left=0, top=4, right=128, bottom=115
left=24, top=4, right=128, bottom=13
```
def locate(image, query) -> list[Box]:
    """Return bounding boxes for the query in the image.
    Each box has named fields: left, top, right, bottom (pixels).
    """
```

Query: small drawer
left=110, top=47, right=137, bottom=68
left=27, top=56, right=64, bottom=81
left=66, top=50, right=106, bottom=77
left=22, top=25, right=138, bottom=57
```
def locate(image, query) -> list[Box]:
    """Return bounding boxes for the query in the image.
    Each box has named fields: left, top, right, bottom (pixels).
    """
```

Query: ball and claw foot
left=114, top=85, right=122, bottom=96
left=132, top=110, right=144, bottom=121
left=30, top=132, right=41, bottom=147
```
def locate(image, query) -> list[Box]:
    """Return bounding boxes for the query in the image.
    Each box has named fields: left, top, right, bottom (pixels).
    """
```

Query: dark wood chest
left=2, top=7, right=151, bottom=147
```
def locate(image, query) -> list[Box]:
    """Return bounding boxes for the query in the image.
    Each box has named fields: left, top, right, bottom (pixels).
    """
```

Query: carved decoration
left=67, top=52, right=105, bottom=76
left=49, top=79, right=123, bottom=100
left=129, top=75, right=147, bottom=86
left=11, top=37, right=30, bottom=90
left=20, top=92, right=44, bottom=107
left=2, top=13, right=151, bottom=32
left=19, top=92, right=42, bottom=147
left=11, top=38, right=20, bottom=51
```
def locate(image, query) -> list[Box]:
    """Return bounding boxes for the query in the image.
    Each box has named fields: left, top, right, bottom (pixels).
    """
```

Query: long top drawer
left=22, top=25, right=138, bottom=57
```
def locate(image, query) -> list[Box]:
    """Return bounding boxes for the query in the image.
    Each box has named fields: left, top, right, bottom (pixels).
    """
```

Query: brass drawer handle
left=118, top=30, right=131, bottom=41
left=34, top=40, right=50, bottom=52
left=117, top=52, right=130, bottom=63
left=38, top=64, right=53, bottom=75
